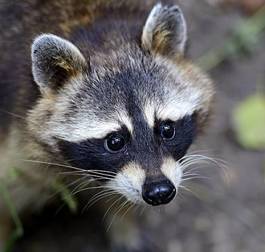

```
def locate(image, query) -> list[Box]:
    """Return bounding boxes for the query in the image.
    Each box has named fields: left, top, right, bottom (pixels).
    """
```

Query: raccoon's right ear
left=31, top=34, right=88, bottom=93
left=141, top=3, right=187, bottom=57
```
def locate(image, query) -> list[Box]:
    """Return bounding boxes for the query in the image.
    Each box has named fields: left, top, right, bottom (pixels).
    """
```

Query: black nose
left=142, top=180, right=176, bottom=206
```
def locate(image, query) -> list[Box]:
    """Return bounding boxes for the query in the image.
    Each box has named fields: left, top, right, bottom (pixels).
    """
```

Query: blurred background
left=8, top=0, right=265, bottom=251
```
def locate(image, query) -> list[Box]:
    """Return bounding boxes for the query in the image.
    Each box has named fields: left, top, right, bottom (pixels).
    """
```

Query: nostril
left=142, top=180, right=176, bottom=206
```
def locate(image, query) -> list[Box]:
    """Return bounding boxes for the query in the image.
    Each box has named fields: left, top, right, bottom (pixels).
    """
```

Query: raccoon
left=0, top=0, right=214, bottom=250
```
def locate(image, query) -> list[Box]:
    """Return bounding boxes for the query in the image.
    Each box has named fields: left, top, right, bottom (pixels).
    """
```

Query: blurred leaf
left=6, top=167, right=22, bottom=182
left=0, top=181, right=24, bottom=252
left=198, top=5, right=265, bottom=70
left=52, top=181, right=78, bottom=213
left=233, top=94, right=265, bottom=150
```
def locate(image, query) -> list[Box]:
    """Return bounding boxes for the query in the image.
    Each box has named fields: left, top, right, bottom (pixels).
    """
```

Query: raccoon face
left=29, top=4, right=214, bottom=206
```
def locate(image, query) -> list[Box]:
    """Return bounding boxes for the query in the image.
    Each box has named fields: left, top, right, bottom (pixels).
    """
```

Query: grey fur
left=27, top=4, right=214, bottom=202
left=32, top=34, right=88, bottom=93
left=1, top=0, right=214, bottom=222
left=0, top=1, right=215, bottom=249
left=142, top=3, right=187, bottom=56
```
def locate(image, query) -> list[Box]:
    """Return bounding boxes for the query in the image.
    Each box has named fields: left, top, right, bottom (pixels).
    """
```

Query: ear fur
left=31, top=34, right=87, bottom=93
left=142, top=3, right=187, bottom=57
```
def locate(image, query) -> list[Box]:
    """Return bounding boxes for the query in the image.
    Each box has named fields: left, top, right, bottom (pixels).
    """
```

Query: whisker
left=179, top=153, right=231, bottom=183
left=182, top=172, right=202, bottom=177
left=83, top=190, right=118, bottom=212
left=72, top=185, right=115, bottom=196
left=120, top=202, right=134, bottom=222
left=59, top=170, right=117, bottom=177
left=0, top=109, right=27, bottom=121
left=22, top=159, right=117, bottom=175
left=139, top=205, right=147, bottom=216
left=182, top=154, right=229, bottom=169
left=107, top=199, right=130, bottom=232
left=71, top=179, right=95, bottom=195
left=103, top=195, right=124, bottom=222
left=181, top=158, right=213, bottom=170
left=179, top=185, right=202, bottom=200
left=65, top=176, right=91, bottom=189
left=181, top=176, right=211, bottom=182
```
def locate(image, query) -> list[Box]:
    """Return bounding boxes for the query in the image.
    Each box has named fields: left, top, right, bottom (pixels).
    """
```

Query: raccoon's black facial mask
left=57, top=113, right=197, bottom=172
left=57, top=112, right=196, bottom=206
left=155, top=114, right=197, bottom=161
left=57, top=126, right=132, bottom=174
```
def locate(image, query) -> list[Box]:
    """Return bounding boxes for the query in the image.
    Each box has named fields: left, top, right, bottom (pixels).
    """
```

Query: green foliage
left=51, top=180, right=78, bottom=214
left=0, top=181, right=24, bottom=252
left=198, top=5, right=265, bottom=71
left=233, top=94, right=265, bottom=150
left=0, top=168, right=78, bottom=252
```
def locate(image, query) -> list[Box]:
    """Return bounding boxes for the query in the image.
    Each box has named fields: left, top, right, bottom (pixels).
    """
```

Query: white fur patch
left=107, top=163, right=146, bottom=203
left=144, top=95, right=198, bottom=127
left=48, top=114, right=133, bottom=142
left=117, top=111, right=134, bottom=135
left=143, top=90, right=199, bottom=128
left=154, top=56, right=204, bottom=122
left=49, top=119, right=123, bottom=142
left=161, top=157, right=182, bottom=189
left=141, top=55, right=206, bottom=126
left=143, top=101, right=156, bottom=128
left=44, top=86, right=134, bottom=142
left=156, top=96, right=198, bottom=122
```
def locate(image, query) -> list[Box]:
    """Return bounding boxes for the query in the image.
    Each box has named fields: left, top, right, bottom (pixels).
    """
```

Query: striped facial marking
left=107, top=157, right=183, bottom=204
left=107, top=162, right=146, bottom=203
left=48, top=110, right=133, bottom=142
left=160, top=157, right=183, bottom=189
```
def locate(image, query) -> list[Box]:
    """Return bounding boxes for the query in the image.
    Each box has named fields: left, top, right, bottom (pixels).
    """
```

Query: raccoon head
left=29, top=4, right=214, bottom=206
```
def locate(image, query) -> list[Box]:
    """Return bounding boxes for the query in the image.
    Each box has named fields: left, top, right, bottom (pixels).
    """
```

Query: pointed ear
left=141, top=3, right=187, bottom=57
left=31, top=34, right=87, bottom=93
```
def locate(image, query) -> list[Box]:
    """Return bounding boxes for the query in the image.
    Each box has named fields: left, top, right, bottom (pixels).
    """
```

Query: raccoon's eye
left=105, top=133, right=126, bottom=153
left=160, top=121, right=175, bottom=140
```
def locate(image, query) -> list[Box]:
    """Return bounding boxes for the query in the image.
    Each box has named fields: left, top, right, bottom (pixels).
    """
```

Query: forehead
left=52, top=52, right=207, bottom=141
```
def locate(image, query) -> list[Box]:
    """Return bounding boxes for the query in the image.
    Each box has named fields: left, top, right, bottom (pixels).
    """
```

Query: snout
left=142, top=180, right=176, bottom=206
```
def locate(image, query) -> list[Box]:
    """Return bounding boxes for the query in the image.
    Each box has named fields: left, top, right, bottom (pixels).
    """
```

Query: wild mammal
left=0, top=0, right=214, bottom=250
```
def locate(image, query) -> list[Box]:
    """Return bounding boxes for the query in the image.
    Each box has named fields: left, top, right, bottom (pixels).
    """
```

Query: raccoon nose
left=142, top=180, right=176, bottom=206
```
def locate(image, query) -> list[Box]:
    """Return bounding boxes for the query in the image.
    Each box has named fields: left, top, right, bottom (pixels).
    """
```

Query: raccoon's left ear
left=141, top=3, right=187, bottom=57
left=31, top=34, right=88, bottom=93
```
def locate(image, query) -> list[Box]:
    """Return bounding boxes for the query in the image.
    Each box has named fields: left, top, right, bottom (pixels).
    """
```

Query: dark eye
left=105, top=133, right=126, bottom=153
left=160, top=121, right=175, bottom=140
